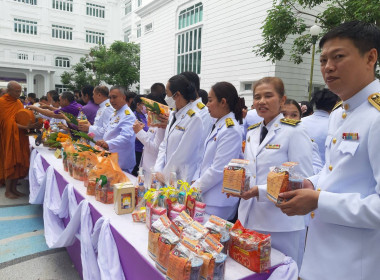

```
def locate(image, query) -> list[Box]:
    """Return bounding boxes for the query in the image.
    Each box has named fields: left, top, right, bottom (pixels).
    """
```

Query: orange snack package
left=148, top=214, right=171, bottom=260
left=229, top=220, right=271, bottom=273
left=222, top=159, right=250, bottom=195
left=156, top=222, right=181, bottom=274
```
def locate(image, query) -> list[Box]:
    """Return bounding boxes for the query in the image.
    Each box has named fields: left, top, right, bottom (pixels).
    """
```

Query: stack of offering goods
left=43, top=132, right=71, bottom=149
left=229, top=220, right=271, bottom=273
left=266, top=162, right=302, bottom=203
left=148, top=215, right=176, bottom=261
left=204, top=216, right=234, bottom=254
left=144, top=188, right=167, bottom=229
left=222, top=159, right=251, bottom=195
left=141, top=97, right=170, bottom=127
left=114, top=182, right=135, bottom=215
left=95, top=175, right=114, bottom=204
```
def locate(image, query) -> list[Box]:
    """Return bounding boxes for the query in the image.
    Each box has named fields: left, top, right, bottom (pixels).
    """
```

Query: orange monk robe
left=0, top=94, right=30, bottom=184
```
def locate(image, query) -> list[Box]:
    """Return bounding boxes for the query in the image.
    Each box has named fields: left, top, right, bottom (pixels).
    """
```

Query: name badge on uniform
left=175, top=125, right=185, bottom=131
left=342, top=133, right=359, bottom=140
left=265, top=144, right=280, bottom=149
left=114, top=116, right=120, bottom=124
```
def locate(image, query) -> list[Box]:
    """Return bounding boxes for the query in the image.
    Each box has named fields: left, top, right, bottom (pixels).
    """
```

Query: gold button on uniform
left=311, top=212, right=315, bottom=219
left=342, top=112, right=347, bottom=119
left=332, top=138, right=337, bottom=144
left=329, top=165, right=333, bottom=171
left=344, top=104, right=349, bottom=110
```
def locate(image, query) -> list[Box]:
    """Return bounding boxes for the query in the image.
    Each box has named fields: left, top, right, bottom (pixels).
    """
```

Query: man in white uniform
left=96, top=86, right=136, bottom=173
left=78, top=85, right=114, bottom=141
left=277, top=21, right=380, bottom=280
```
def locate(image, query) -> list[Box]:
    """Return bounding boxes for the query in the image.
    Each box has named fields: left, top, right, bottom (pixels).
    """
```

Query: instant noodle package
left=229, top=220, right=271, bottom=273
left=222, top=159, right=250, bottom=195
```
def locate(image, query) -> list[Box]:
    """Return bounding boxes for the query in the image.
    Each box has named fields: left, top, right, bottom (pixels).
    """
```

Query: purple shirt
left=81, top=100, right=99, bottom=125
left=134, top=111, right=148, bottom=152
left=54, top=101, right=83, bottom=117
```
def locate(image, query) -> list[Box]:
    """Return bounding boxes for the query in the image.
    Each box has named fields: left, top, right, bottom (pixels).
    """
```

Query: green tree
left=254, top=0, right=380, bottom=64
left=61, top=41, right=140, bottom=90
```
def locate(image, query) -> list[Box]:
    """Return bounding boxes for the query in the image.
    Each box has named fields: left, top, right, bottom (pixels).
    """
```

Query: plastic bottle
left=136, top=167, right=146, bottom=206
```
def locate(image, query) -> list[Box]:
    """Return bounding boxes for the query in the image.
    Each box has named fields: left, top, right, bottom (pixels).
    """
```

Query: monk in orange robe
left=0, top=81, right=41, bottom=199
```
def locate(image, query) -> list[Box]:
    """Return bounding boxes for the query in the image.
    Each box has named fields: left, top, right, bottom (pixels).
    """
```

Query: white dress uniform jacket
left=103, top=104, right=136, bottom=173
left=154, top=102, right=204, bottom=183
left=136, top=127, right=165, bottom=177
left=89, top=99, right=114, bottom=141
left=301, top=109, right=330, bottom=164
left=239, top=113, right=314, bottom=231
left=300, top=79, right=380, bottom=280
left=192, top=112, right=242, bottom=220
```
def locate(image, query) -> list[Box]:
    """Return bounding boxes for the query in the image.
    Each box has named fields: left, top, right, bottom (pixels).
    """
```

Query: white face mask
left=165, top=94, right=176, bottom=110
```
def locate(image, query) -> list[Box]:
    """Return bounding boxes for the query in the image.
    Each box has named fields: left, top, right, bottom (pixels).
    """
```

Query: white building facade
left=0, top=0, right=325, bottom=104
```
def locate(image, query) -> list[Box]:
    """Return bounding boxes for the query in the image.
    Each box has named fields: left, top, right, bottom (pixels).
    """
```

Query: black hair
left=131, top=94, right=143, bottom=111
left=52, top=94, right=60, bottom=103
left=61, top=91, right=75, bottom=103
left=35, top=98, right=40, bottom=102
left=168, top=75, right=196, bottom=102
left=19, top=96, right=26, bottom=100
left=284, top=99, right=302, bottom=116
left=310, top=88, right=340, bottom=112
left=146, top=92, right=167, bottom=105
left=211, top=81, right=243, bottom=123
left=319, top=21, right=380, bottom=71
left=81, top=85, right=95, bottom=102
left=28, top=92, right=36, bottom=99
left=300, top=101, right=313, bottom=117
left=180, top=71, right=200, bottom=93
left=47, top=90, right=58, bottom=96
left=94, top=85, right=109, bottom=97
left=126, top=91, right=137, bottom=102
left=198, top=89, right=208, bottom=105
left=73, top=89, right=81, bottom=96
left=150, top=83, right=166, bottom=95
left=40, top=96, right=48, bottom=102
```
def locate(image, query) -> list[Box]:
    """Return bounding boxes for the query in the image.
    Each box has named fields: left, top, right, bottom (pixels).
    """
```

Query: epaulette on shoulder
left=105, top=103, right=110, bottom=107
left=247, top=122, right=261, bottom=131
left=125, top=109, right=130, bottom=115
left=280, top=118, right=300, bottom=126
left=225, top=118, right=234, bottom=128
left=187, top=109, right=195, bottom=117
left=368, top=93, right=380, bottom=111
left=332, top=100, right=342, bottom=111
left=197, top=102, right=205, bottom=110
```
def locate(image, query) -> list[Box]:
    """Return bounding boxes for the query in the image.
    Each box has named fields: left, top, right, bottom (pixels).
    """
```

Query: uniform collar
left=342, top=79, right=380, bottom=112
left=313, top=110, right=330, bottom=117
left=214, top=111, right=235, bottom=129
left=174, top=101, right=193, bottom=118
left=99, top=99, right=109, bottom=108
left=115, top=103, right=129, bottom=114
left=262, top=113, right=282, bottom=130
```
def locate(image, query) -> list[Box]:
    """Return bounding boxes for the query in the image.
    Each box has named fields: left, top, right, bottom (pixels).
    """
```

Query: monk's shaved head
left=7, top=81, right=22, bottom=99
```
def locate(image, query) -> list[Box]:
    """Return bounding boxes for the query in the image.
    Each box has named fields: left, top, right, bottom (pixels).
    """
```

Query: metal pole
left=308, top=36, right=317, bottom=101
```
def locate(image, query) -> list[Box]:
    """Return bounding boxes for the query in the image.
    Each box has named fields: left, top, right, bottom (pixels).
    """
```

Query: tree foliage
left=254, top=0, right=380, bottom=64
left=61, top=41, right=140, bottom=90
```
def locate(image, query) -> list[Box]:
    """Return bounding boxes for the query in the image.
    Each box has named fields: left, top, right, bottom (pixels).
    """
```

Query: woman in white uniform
left=192, top=82, right=243, bottom=220
left=282, top=99, right=323, bottom=175
left=154, top=75, right=204, bottom=183
left=235, top=77, right=314, bottom=269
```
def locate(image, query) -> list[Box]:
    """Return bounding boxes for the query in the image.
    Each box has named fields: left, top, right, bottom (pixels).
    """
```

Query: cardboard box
left=113, top=182, right=135, bottom=215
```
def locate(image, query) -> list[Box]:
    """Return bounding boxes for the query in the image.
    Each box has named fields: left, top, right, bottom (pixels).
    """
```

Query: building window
left=243, top=83, right=253, bottom=91
left=145, top=23, right=153, bottom=33
left=14, top=18, right=38, bottom=35
left=52, top=0, right=73, bottom=12
left=55, top=84, right=69, bottom=93
left=14, top=0, right=37, bottom=5
left=136, top=24, right=141, bottom=38
left=178, top=2, right=203, bottom=30
left=55, top=57, right=70, bottom=68
left=124, top=29, right=131, bottom=43
left=18, top=53, right=29, bottom=60
left=52, top=24, right=73, bottom=40
left=86, top=30, right=105, bottom=44
left=137, top=0, right=142, bottom=7
left=177, top=3, right=203, bottom=74
left=86, top=3, right=105, bottom=18
left=125, top=0, right=131, bottom=15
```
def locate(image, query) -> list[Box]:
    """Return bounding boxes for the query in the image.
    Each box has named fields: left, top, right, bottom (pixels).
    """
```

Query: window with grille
left=18, top=53, right=29, bottom=60
left=55, top=84, right=69, bottom=93
left=14, top=0, right=37, bottom=5
left=137, top=0, right=142, bottom=7
left=136, top=24, right=141, bottom=38
left=125, top=0, right=131, bottom=15
left=55, top=57, right=70, bottom=68
left=52, top=24, right=73, bottom=40
left=86, top=30, right=105, bottom=44
left=145, top=23, right=153, bottom=33
left=14, top=18, right=38, bottom=35
left=176, top=3, right=203, bottom=74
left=86, top=3, right=105, bottom=18
left=52, top=0, right=73, bottom=12
left=124, top=29, right=131, bottom=42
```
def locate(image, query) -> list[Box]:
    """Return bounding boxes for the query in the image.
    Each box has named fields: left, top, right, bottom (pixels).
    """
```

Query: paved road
left=0, top=180, right=81, bottom=280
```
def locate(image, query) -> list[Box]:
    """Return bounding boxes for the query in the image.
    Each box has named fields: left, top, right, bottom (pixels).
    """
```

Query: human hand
left=154, top=113, right=169, bottom=128
left=78, top=121, right=90, bottom=132
left=96, top=140, right=109, bottom=150
left=57, top=123, right=69, bottom=131
left=155, top=172, right=166, bottom=185
left=40, top=104, right=51, bottom=110
left=133, top=119, right=145, bottom=133
left=302, top=179, right=315, bottom=190
left=26, top=105, right=38, bottom=111
left=276, top=189, right=320, bottom=216
left=227, top=186, right=258, bottom=200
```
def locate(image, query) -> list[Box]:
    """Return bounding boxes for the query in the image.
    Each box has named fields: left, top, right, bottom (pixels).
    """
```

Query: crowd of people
left=1, top=21, right=380, bottom=279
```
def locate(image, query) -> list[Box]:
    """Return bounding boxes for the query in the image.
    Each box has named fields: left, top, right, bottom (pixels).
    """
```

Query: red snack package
left=229, top=220, right=271, bottom=273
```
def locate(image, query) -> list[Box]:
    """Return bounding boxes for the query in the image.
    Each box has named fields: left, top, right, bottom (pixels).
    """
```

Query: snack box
left=114, top=182, right=135, bottom=215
